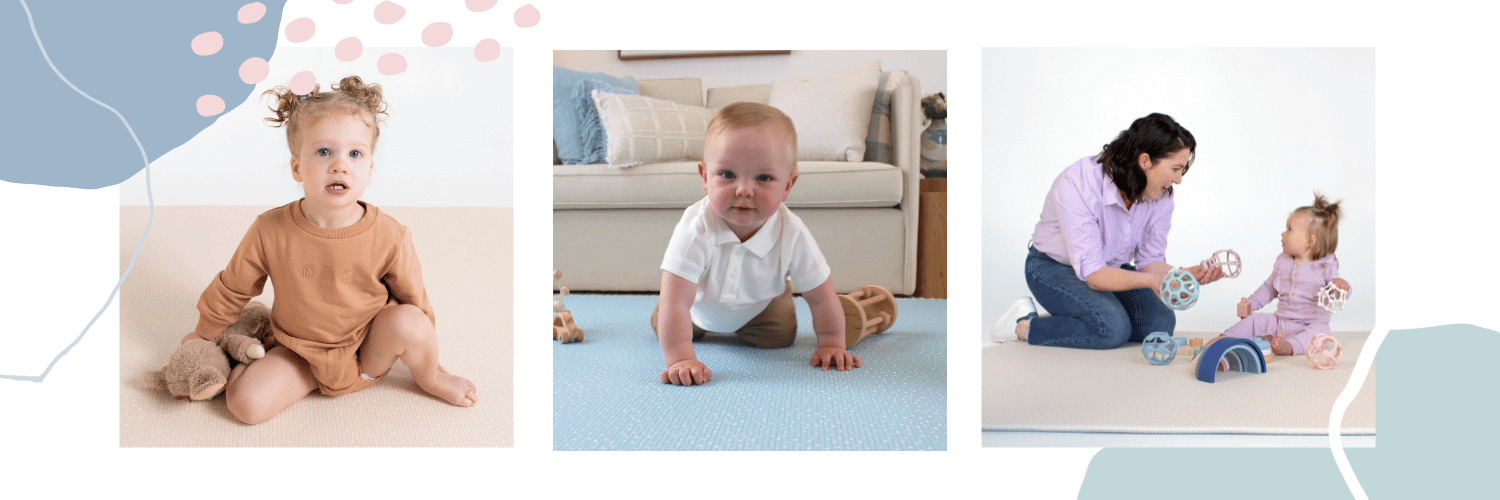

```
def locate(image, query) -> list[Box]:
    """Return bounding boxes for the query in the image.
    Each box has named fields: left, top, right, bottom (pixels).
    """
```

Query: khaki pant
left=651, top=287, right=797, bottom=348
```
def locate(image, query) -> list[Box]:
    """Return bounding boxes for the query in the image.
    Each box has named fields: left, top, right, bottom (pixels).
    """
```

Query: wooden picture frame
left=618, top=50, right=791, bottom=61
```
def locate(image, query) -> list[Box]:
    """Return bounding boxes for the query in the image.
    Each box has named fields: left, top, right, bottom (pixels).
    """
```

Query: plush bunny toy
left=142, top=301, right=275, bottom=400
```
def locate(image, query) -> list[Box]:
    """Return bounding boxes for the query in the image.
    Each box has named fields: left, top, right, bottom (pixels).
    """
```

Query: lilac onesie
left=1223, top=253, right=1348, bottom=355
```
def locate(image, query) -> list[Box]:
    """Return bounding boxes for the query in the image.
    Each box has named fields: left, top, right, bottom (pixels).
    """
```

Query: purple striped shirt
left=1032, top=156, right=1174, bottom=282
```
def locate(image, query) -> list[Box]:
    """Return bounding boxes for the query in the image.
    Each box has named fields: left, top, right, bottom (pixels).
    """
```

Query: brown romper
left=194, top=199, right=435, bottom=395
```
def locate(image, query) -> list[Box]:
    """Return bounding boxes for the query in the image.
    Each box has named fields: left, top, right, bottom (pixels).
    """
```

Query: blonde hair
left=705, top=102, right=798, bottom=172
left=1293, top=192, right=1343, bottom=260
left=263, top=75, right=387, bottom=155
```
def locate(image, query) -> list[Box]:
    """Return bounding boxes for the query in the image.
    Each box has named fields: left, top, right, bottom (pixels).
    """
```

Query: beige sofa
left=554, top=74, right=923, bottom=294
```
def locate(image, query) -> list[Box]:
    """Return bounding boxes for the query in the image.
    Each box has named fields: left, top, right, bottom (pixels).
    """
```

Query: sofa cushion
left=864, top=70, right=910, bottom=165
left=593, top=91, right=717, bottom=168
left=707, top=83, right=771, bottom=108
left=637, top=78, right=703, bottom=107
left=554, top=67, right=637, bottom=165
left=554, top=161, right=904, bottom=209
left=574, top=79, right=637, bottom=165
left=769, top=60, right=881, bottom=162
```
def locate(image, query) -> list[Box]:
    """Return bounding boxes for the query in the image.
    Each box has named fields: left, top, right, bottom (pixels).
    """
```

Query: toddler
left=188, top=76, right=476, bottom=424
left=650, top=102, right=860, bottom=386
left=1221, top=193, right=1350, bottom=355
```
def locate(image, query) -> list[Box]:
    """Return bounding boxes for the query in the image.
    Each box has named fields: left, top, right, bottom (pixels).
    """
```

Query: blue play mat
left=554, top=294, right=947, bottom=450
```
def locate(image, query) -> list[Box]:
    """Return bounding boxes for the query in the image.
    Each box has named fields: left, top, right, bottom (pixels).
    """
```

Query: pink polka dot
left=378, top=53, right=407, bottom=75
left=237, top=3, right=266, bottom=24
left=197, top=95, right=226, bottom=116
left=290, top=71, right=317, bottom=95
left=190, top=32, right=222, bottom=56
left=285, top=18, right=315, bottom=43
left=421, top=22, right=452, bottom=47
left=333, top=0, right=354, bottom=4
left=239, top=57, right=269, bottom=84
left=474, top=39, right=500, bottom=62
left=374, top=1, right=406, bottom=24
left=514, top=4, right=540, bottom=28
left=465, top=0, right=497, bottom=12
left=335, top=37, right=363, bottom=62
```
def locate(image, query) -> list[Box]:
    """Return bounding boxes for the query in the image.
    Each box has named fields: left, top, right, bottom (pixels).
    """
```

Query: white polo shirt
left=661, top=197, right=831, bottom=333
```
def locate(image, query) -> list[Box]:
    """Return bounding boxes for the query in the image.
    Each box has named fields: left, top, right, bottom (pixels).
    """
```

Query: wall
left=120, top=47, right=512, bottom=207
left=553, top=50, right=945, bottom=96
left=981, top=48, right=1376, bottom=334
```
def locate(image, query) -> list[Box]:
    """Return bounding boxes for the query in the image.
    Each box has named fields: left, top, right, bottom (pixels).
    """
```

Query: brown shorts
left=276, top=323, right=384, bottom=397
left=651, top=286, right=798, bottom=348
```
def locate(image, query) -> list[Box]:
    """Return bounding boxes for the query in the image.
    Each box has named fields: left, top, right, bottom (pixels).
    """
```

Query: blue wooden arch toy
left=1195, top=338, right=1267, bottom=383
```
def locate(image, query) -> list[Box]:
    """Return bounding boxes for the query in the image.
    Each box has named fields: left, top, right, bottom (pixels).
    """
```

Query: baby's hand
left=1237, top=298, right=1251, bottom=318
left=1331, top=278, right=1350, bottom=292
left=660, top=360, right=712, bottom=386
left=810, top=346, right=861, bottom=371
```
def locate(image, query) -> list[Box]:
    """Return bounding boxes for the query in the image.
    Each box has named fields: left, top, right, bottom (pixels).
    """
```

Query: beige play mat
left=120, top=205, right=512, bottom=447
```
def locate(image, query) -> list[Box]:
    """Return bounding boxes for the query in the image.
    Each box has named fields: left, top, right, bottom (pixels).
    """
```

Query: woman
left=992, top=113, right=1224, bottom=349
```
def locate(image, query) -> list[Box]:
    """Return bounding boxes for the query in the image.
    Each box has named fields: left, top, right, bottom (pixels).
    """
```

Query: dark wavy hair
left=1096, top=113, right=1196, bottom=205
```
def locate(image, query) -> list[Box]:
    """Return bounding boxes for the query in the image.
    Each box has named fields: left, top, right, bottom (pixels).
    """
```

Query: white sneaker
left=990, top=297, right=1037, bottom=343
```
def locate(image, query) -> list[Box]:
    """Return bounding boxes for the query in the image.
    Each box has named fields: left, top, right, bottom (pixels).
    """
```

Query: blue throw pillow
left=554, top=67, right=637, bottom=164
left=575, top=80, right=637, bottom=165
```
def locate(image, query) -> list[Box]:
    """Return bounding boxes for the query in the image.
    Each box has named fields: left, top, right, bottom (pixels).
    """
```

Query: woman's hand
left=1186, top=264, right=1226, bottom=286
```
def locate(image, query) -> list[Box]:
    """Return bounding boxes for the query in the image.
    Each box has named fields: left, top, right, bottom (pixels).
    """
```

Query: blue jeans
left=1023, top=246, right=1175, bottom=349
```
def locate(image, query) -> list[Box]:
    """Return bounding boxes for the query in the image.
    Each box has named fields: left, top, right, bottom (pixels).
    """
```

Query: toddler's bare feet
left=417, top=370, right=478, bottom=407
left=1269, top=335, right=1293, bottom=356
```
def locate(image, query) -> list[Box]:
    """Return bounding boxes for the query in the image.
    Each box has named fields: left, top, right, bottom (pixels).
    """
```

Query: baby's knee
left=381, top=304, right=435, bottom=341
left=225, top=386, right=275, bottom=425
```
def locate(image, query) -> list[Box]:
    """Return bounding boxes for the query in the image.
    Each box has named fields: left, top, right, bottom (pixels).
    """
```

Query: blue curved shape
left=0, top=0, right=285, bottom=188
left=1082, top=325, right=1500, bottom=498
left=1195, top=338, right=1265, bottom=383
left=0, top=0, right=164, bottom=382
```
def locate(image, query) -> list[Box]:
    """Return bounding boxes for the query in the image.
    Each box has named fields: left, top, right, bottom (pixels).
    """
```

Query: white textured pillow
left=592, top=90, right=716, bottom=168
left=769, top=60, right=881, bottom=162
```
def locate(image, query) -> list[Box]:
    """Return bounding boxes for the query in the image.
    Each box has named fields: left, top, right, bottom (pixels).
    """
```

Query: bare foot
left=1016, top=319, right=1030, bottom=341
left=417, top=371, right=478, bottom=407
left=1269, top=335, right=1293, bottom=356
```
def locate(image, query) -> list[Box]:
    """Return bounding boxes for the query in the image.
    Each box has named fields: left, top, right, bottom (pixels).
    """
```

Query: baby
left=650, top=102, right=860, bottom=386
left=1220, top=193, right=1350, bottom=355
left=187, top=76, right=476, bottom=424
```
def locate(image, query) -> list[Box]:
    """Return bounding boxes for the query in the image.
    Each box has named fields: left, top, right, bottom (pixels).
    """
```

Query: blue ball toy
left=1141, top=331, right=1186, bottom=365
left=1158, top=269, right=1201, bottom=311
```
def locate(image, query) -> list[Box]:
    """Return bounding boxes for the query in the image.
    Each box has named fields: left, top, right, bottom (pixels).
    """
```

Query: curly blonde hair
left=262, top=75, right=388, bottom=155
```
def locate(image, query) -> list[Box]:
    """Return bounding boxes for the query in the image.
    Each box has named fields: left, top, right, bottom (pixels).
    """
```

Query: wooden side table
left=915, top=177, right=946, bottom=298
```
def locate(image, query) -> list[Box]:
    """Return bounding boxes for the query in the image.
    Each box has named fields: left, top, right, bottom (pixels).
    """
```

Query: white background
left=3, top=0, right=1499, bottom=499
left=118, top=47, right=513, bottom=207
left=982, top=48, right=1376, bottom=335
